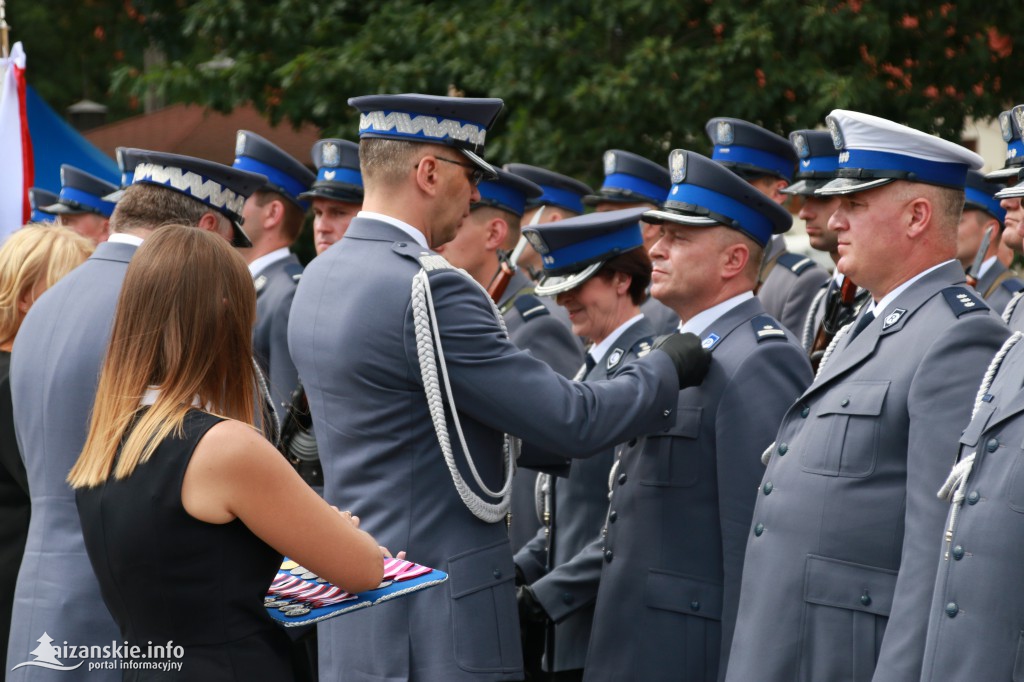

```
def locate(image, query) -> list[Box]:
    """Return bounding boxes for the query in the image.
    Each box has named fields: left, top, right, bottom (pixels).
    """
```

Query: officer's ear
left=905, top=196, right=934, bottom=239
left=413, top=155, right=442, bottom=197
left=721, top=239, right=751, bottom=280
left=485, top=217, right=508, bottom=251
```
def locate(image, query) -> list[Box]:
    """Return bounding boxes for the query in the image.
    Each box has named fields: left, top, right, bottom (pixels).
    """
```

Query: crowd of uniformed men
left=8, top=91, right=1024, bottom=682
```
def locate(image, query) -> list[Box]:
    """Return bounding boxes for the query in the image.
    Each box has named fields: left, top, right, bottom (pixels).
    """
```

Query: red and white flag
left=0, top=42, right=33, bottom=241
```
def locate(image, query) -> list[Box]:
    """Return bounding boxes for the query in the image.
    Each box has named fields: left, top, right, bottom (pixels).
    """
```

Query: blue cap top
left=473, top=168, right=543, bottom=217
left=348, top=93, right=502, bottom=179
left=121, top=148, right=268, bottom=248
left=298, top=138, right=364, bottom=204
left=28, top=187, right=57, bottom=223
left=705, top=118, right=797, bottom=183
left=583, top=150, right=671, bottom=207
left=504, top=163, right=592, bottom=215
left=522, top=207, right=647, bottom=295
left=233, top=130, right=316, bottom=210
left=817, top=109, right=984, bottom=196
left=964, top=170, right=1006, bottom=223
left=987, top=106, right=1024, bottom=181
left=781, top=130, right=841, bottom=196
left=39, top=165, right=119, bottom=218
left=641, top=150, right=792, bottom=247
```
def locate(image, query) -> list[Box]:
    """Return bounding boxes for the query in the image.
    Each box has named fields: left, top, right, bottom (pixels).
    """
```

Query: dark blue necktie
left=849, top=309, right=875, bottom=340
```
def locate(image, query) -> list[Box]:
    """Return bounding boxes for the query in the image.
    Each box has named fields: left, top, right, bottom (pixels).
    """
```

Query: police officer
left=232, top=130, right=315, bottom=417
left=299, top=138, right=364, bottom=255
left=782, top=129, right=869, bottom=354
left=578, top=151, right=812, bottom=681
left=435, top=167, right=585, bottom=554
left=7, top=150, right=264, bottom=681
left=956, top=170, right=1022, bottom=311
left=514, top=208, right=661, bottom=681
left=725, top=110, right=1010, bottom=682
left=583, top=149, right=678, bottom=334
left=995, top=167, right=1024, bottom=332
left=989, top=106, right=1024, bottom=329
left=705, top=117, right=830, bottom=337
left=38, top=165, right=119, bottom=244
left=287, top=93, right=711, bottom=682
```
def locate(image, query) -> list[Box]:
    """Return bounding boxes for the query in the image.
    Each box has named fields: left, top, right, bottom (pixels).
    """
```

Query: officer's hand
left=653, top=332, right=712, bottom=388
left=517, top=585, right=547, bottom=679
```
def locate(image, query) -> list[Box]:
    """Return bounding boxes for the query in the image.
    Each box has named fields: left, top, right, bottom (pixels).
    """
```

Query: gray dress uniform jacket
left=919, top=332, right=1024, bottom=681
left=725, top=261, right=1010, bottom=682
left=974, top=259, right=1024, bottom=319
left=500, top=271, right=585, bottom=552
left=287, top=218, right=681, bottom=682
left=584, top=297, right=812, bottom=682
left=6, top=241, right=137, bottom=680
left=757, top=235, right=830, bottom=337
left=253, top=252, right=303, bottom=415
left=514, top=316, right=657, bottom=673
left=1004, top=290, right=1024, bottom=332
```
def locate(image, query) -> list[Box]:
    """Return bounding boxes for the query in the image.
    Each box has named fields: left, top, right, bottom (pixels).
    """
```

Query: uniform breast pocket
left=800, top=381, right=890, bottom=478
left=639, top=407, right=702, bottom=488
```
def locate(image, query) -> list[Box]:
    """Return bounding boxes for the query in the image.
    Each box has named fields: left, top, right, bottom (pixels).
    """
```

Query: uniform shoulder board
left=284, top=262, right=303, bottom=284
left=513, top=293, right=549, bottom=321
left=1001, top=277, right=1024, bottom=294
left=776, top=252, right=816, bottom=276
left=751, top=315, right=788, bottom=342
left=417, top=254, right=453, bottom=271
left=941, top=286, right=989, bottom=317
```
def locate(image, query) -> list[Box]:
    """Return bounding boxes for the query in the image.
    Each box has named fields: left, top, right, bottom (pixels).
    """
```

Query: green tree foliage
left=93, top=1, right=1024, bottom=184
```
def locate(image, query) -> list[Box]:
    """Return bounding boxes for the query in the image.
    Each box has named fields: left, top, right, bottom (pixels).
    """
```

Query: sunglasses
left=418, top=155, right=485, bottom=186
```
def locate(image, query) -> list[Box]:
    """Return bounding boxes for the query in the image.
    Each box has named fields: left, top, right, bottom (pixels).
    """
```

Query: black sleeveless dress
left=76, top=409, right=293, bottom=681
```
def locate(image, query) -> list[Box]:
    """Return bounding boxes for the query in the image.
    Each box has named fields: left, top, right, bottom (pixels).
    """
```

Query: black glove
left=517, top=585, right=548, bottom=679
left=653, top=332, right=712, bottom=389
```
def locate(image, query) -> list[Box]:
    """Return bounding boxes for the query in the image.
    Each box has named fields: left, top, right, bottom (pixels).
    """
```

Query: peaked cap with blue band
left=473, top=168, right=542, bottom=218
left=504, top=163, right=592, bottom=215
left=817, top=109, right=983, bottom=196
left=523, top=206, right=647, bottom=296
left=583, top=150, right=671, bottom=207
left=348, top=93, right=502, bottom=180
left=28, top=188, right=57, bottom=223
left=298, top=138, right=364, bottom=204
left=233, top=130, right=316, bottom=210
left=987, top=106, right=1024, bottom=181
left=40, top=165, right=119, bottom=218
left=963, top=170, right=1006, bottom=223
left=641, top=150, right=792, bottom=247
left=120, top=148, right=268, bottom=248
left=781, top=130, right=841, bottom=196
left=705, top=117, right=797, bottom=183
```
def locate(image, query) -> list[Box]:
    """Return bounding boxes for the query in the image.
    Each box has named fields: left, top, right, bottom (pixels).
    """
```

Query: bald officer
left=288, top=93, right=711, bottom=682
left=724, top=111, right=1010, bottom=682
left=706, top=117, right=830, bottom=337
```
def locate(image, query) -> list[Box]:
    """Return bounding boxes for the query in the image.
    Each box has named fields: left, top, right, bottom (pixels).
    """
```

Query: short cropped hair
left=250, top=189, right=306, bottom=244
left=360, top=138, right=431, bottom=187
left=109, top=184, right=212, bottom=232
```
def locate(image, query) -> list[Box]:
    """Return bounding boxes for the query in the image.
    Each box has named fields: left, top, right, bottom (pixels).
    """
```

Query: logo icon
left=10, top=633, right=84, bottom=672
left=669, top=150, right=687, bottom=184
left=321, top=141, right=340, bottom=167
left=794, top=133, right=810, bottom=159
left=235, top=132, right=247, bottom=157
left=1001, top=111, right=1014, bottom=143
left=826, top=117, right=844, bottom=150
left=603, top=151, right=616, bottom=176
left=715, top=121, right=734, bottom=145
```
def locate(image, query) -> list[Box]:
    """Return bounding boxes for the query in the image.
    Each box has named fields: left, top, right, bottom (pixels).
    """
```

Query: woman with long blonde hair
left=69, top=225, right=385, bottom=680
left=0, top=224, right=93, bottom=671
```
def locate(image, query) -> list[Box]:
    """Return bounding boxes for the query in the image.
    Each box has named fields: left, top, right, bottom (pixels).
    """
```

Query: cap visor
left=995, top=184, right=1024, bottom=200
left=984, top=166, right=1021, bottom=181
left=780, top=179, right=829, bottom=196
left=39, top=202, right=87, bottom=215
left=641, top=208, right=718, bottom=226
left=231, top=222, right=253, bottom=248
left=534, top=261, right=605, bottom=297
left=461, top=149, right=498, bottom=182
left=815, top=177, right=895, bottom=196
left=101, top=189, right=126, bottom=202
left=298, top=186, right=364, bottom=204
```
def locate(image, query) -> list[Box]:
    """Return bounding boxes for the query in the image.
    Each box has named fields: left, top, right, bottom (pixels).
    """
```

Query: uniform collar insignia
left=702, top=332, right=721, bottom=349
left=882, top=308, right=906, bottom=329
left=254, top=274, right=267, bottom=293
left=606, top=348, right=624, bottom=370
